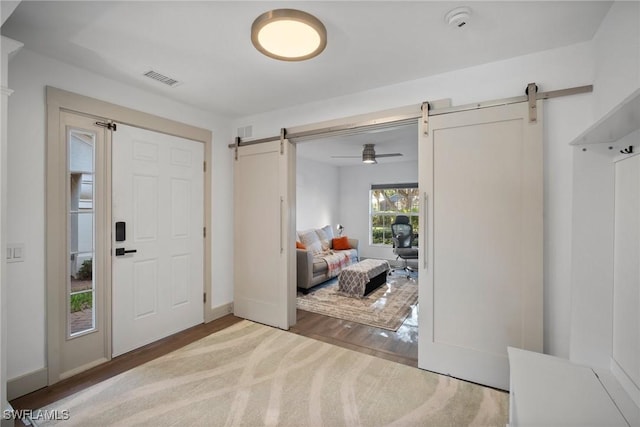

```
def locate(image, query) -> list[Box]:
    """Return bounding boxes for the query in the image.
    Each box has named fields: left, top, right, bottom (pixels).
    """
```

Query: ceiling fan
left=331, top=144, right=403, bottom=164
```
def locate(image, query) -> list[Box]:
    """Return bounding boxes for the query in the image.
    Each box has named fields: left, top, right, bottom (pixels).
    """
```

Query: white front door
left=112, top=124, right=204, bottom=357
left=233, top=139, right=296, bottom=330
left=418, top=101, right=543, bottom=390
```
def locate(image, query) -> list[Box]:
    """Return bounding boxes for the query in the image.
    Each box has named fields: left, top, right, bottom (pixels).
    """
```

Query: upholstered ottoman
left=338, top=259, right=390, bottom=297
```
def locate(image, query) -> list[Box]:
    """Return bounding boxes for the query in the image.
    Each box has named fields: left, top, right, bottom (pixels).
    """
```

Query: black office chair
left=391, top=215, right=419, bottom=277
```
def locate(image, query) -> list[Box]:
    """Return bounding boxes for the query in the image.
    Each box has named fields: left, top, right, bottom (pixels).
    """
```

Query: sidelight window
left=68, top=128, right=96, bottom=336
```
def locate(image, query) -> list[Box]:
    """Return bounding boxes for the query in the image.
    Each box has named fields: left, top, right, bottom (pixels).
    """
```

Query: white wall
left=296, top=157, right=339, bottom=231
left=592, top=1, right=640, bottom=121
left=234, top=42, right=596, bottom=358
left=569, top=1, right=640, bottom=368
left=338, top=161, right=418, bottom=261
left=1, top=34, right=23, bottom=422
left=6, top=48, right=234, bottom=380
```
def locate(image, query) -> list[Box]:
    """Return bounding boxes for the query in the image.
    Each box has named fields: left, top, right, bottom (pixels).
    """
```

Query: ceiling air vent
left=143, top=70, right=181, bottom=87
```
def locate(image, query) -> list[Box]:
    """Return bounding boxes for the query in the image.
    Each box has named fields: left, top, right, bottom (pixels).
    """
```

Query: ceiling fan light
left=252, top=9, right=327, bottom=61
left=362, top=144, right=377, bottom=164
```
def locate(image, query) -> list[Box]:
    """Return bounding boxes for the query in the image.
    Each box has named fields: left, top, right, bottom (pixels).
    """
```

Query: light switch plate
left=7, top=243, right=24, bottom=263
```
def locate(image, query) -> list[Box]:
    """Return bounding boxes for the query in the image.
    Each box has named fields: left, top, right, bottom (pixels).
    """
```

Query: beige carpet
left=297, top=274, right=418, bottom=330
left=36, top=320, right=508, bottom=427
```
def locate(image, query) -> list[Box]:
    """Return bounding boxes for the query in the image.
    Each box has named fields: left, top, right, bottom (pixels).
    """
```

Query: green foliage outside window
left=371, top=187, right=419, bottom=245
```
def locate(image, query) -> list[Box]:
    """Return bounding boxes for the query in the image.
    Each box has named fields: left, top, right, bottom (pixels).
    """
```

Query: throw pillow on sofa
left=315, top=227, right=333, bottom=251
left=332, top=236, right=351, bottom=250
left=298, top=229, right=323, bottom=255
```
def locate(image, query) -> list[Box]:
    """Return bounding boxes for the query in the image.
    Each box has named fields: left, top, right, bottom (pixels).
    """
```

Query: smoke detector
left=445, top=7, right=471, bottom=28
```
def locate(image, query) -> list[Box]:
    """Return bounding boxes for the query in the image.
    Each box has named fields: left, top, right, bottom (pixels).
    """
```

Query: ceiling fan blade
left=375, top=153, right=403, bottom=158
left=330, top=155, right=361, bottom=158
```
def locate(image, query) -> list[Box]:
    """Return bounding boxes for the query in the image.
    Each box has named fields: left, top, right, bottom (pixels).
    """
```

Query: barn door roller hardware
left=526, top=83, right=538, bottom=123
left=421, top=102, right=430, bottom=136
left=620, top=146, right=634, bottom=155
left=228, top=83, right=593, bottom=148
left=427, top=83, right=593, bottom=118
left=280, top=128, right=286, bottom=155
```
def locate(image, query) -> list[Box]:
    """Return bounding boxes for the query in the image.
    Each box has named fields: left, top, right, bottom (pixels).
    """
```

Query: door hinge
left=234, top=136, right=240, bottom=161
left=203, top=227, right=206, bottom=238
left=203, top=292, right=207, bottom=303
left=203, top=161, right=206, bottom=172
left=95, top=121, right=117, bottom=131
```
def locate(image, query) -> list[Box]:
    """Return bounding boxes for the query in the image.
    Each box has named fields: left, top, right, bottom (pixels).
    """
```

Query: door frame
left=45, top=87, right=213, bottom=384
left=268, top=106, right=423, bottom=327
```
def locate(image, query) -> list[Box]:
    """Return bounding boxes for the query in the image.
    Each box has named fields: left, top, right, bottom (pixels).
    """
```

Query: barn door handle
left=424, top=193, right=428, bottom=270
left=115, top=248, right=137, bottom=256
left=280, top=197, right=284, bottom=254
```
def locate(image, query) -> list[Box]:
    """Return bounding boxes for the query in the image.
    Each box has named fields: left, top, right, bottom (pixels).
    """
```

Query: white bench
left=508, top=347, right=639, bottom=426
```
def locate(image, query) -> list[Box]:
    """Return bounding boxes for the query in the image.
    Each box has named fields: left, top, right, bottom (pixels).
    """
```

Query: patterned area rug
left=296, top=273, right=418, bottom=331
left=35, top=320, right=508, bottom=426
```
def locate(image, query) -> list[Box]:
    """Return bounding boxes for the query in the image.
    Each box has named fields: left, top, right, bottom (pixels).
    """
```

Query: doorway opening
left=292, top=123, right=420, bottom=364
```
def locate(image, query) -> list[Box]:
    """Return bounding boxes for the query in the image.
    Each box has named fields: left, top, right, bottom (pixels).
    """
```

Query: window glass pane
left=69, top=132, right=94, bottom=173
left=383, top=215, right=395, bottom=245
left=70, top=212, right=94, bottom=254
left=370, top=186, right=419, bottom=245
left=68, top=128, right=96, bottom=336
left=69, top=290, right=94, bottom=335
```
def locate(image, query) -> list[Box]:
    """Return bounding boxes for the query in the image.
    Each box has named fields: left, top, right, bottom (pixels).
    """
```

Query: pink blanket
left=320, top=251, right=351, bottom=278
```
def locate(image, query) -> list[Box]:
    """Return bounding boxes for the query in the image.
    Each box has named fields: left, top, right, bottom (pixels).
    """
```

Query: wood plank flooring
left=10, top=307, right=417, bottom=425
left=291, top=308, right=418, bottom=368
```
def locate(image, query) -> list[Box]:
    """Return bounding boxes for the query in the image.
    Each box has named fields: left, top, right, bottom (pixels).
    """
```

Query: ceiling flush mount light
left=251, top=9, right=327, bottom=61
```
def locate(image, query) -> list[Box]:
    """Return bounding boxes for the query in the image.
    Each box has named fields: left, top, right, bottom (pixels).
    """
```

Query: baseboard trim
left=205, top=302, right=234, bottom=323
left=611, top=357, right=640, bottom=408
left=7, top=367, right=47, bottom=401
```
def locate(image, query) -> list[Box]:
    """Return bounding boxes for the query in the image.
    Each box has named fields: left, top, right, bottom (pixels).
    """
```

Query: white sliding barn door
left=234, top=140, right=296, bottom=329
left=112, top=124, right=204, bottom=357
left=613, top=155, right=640, bottom=400
left=419, top=102, right=543, bottom=390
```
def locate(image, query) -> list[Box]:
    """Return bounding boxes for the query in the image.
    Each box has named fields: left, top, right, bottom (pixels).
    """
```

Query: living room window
left=370, top=183, right=419, bottom=245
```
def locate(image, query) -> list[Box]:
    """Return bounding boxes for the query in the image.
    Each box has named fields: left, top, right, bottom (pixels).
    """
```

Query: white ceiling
left=2, top=1, right=612, bottom=120
left=296, top=124, right=419, bottom=166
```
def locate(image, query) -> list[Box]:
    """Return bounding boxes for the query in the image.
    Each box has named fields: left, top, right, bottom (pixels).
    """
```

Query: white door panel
left=419, top=102, right=543, bottom=390
left=234, top=140, right=295, bottom=330
left=613, top=156, right=640, bottom=393
left=112, top=125, right=204, bottom=357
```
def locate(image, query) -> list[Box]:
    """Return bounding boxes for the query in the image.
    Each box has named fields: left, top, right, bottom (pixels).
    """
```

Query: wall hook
left=620, top=146, right=634, bottom=154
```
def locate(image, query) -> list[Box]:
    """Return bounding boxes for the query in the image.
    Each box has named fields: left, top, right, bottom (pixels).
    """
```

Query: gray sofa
left=296, top=226, right=359, bottom=291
